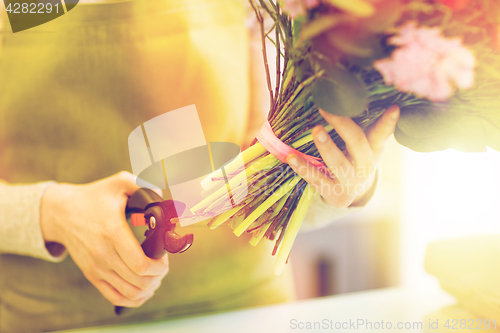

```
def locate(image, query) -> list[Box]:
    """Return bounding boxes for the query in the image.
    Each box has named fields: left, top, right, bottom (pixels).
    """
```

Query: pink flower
left=282, top=0, right=306, bottom=18
left=282, top=0, right=320, bottom=19
left=374, top=22, right=476, bottom=102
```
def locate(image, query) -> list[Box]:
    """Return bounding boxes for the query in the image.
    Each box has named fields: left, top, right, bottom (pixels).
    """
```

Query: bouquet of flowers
left=191, top=0, right=500, bottom=275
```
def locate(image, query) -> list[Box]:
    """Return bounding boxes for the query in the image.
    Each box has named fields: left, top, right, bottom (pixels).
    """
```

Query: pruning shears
left=115, top=188, right=194, bottom=315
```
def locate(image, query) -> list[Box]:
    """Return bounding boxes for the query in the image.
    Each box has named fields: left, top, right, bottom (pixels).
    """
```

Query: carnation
left=374, top=22, right=476, bottom=102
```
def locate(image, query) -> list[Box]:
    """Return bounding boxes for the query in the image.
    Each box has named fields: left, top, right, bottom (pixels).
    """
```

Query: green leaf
left=393, top=126, right=446, bottom=152
left=394, top=111, right=500, bottom=153
left=326, top=31, right=374, bottom=57
left=295, top=59, right=314, bottom=82
left=397, top=104, right=464, bottom=138
left=341, top=36, right=385, bottom=67
left=446, top=116, right=494, bottom=152
left=292, top=17, right=306, bottom=46
left=312, top=64, right=369, bottom=117
left=297, top=15, right=344, bottom=45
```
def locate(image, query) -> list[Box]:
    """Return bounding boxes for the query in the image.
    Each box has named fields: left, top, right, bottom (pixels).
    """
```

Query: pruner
left=115, top=188, right=194, bottom=315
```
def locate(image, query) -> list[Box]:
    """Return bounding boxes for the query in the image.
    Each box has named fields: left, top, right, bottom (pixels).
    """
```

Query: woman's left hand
left=286, top=105, right=400, bottom=208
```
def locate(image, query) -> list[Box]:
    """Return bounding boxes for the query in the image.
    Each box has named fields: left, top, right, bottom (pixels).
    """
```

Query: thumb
left=109, top=171, right=140, bottom=196
left=367, top=105, right=400, bottom=159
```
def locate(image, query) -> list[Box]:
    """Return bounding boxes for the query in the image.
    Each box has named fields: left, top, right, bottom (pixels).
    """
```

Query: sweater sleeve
left=0, top=181, right=67, bottom=262
left=301, top=168, right=380, bottom=231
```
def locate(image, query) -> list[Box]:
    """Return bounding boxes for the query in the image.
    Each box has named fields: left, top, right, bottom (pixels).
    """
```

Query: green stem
left=233, top=176, right=301, bottom=237
left=274, top=185, right=315, bottom=275
left=209, top=205, right=245, bottom=230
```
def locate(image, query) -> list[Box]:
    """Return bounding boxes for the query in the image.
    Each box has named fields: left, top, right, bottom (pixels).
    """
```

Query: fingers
left=93, top=279, right=153, bottom=308
left=104, top=174, right=168, bottom=277
left=319, top=109, right=372, bottom=166
left=367, top=105, right=400, bottom=159
left=107, top=171, right=168, bottom=300
left=290, top=107, right=398, bottom=208
left=110, top=249, right=164, bottom=290
left=113, top=227, right=170, bottom=277
left=105, top=269, right=160, bottom=303
left=110, top=171, right=163, bottom=198
left=287, top=154, right=352, bottom=208
left=100, top=231, right=167, bottom=306
left=54, top=171, right=171, bottom=309
left=109, top=171, right=141, bottom=196
left=311, top=125, right=351, bottom=183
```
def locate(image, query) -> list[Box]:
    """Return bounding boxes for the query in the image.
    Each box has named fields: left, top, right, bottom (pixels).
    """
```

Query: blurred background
left=289, top=136, right=500, bottom=300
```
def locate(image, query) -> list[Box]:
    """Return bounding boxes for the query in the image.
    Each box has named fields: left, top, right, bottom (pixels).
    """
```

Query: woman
left=0, top=0, right=398, bottom=331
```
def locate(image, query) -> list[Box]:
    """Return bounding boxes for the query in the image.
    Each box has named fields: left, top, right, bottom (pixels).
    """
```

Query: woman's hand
left=287, top=106, right=400, bottom=208
left=40, top=171, right=168, bottom=307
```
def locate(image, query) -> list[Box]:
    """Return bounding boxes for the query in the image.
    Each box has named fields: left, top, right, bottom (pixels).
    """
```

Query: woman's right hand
left=40, top=171, right=169, bottom=307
